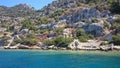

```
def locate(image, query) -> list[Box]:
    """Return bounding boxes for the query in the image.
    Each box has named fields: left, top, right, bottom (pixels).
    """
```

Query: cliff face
left=38, top=0, right=111, bottom=24
left=60, top=8, right=110, bottom=23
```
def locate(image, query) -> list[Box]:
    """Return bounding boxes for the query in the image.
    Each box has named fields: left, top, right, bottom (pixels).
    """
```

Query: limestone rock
left=68, top=39, right=81, bottom=50
left=18, top=45, right=30, bottom=49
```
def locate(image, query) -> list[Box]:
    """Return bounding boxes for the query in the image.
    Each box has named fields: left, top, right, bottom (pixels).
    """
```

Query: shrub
left=103, top=21, right=109, bottom=28
left=54, top=37, right=74, bottom=47
left=55, top=28, right=64, bottom=35
left=76, top=29, right=86, bottom=37
left=78, top=34, right=94, bottom=42
left=88, top=34, right=94, bottom=39
left=14, top=39, right=22, bottom=44
left=111, top=35, right=120, bottom=45
left=109, top=0, right=120, bottom=14
left=115, top=17, right=120, bottom=23
left=100, top=41, right=109, bottom=46
left=43, top=39, right=55, bottom=46
left=19, top=34, right=39, bottom=46
left=79, top=35, right=89, bottom=42
left=91, top=18, right=98, bottom=23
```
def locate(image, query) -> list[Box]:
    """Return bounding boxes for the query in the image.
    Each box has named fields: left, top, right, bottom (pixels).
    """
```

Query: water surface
left=0, top=50, right=120, bottom=68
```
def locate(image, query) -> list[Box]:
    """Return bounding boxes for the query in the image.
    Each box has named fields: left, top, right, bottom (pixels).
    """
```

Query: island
left=0, top=0, right=120, bottom=51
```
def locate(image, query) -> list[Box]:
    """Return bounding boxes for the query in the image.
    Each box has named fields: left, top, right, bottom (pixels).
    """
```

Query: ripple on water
left=0, top=50, right=120, bottom=68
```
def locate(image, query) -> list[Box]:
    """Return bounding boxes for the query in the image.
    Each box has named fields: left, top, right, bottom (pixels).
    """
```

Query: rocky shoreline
left=0, top=45, right=120, bottom=51
left=0, top=39, right=120, bottom=51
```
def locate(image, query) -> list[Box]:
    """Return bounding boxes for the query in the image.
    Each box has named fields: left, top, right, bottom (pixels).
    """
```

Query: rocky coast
left=1, top=39, right=120, bottom=51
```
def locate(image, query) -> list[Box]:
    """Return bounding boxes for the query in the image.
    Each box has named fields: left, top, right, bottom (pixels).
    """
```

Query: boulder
left=48, top=45, right=55, bottom=49
left=100, top=46, right=111, bottom=51
left=19, top=29, right=29, bottom=35
left=9, top=43, right=20, bottom=49
left=113, top=46, right=120, bottom=50
left=101, top=10, right=110, bottom=17
left=13, top=35, right=21, bottom=41
left=18, top=45, right=30, bottom=49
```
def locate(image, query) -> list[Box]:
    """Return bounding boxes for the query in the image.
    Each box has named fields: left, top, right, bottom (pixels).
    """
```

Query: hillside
left=0, top=4, right=35, bottom=17
left=0, top=0, right=120, bottom=49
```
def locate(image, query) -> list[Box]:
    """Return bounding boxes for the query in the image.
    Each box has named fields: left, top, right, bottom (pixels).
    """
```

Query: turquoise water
left=0, top=50, right=120, bottom=68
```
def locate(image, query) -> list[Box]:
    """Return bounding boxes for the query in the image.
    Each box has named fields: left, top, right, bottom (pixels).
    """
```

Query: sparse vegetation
left=111, top=35, right=120, bottom=45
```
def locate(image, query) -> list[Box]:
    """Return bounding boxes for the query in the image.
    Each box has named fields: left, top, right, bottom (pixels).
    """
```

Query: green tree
left=20, top=34, right=39, bottom=46
left=21, top=19, right=37, bottom=31
left=103, top=21, right=109, bottom=28
left=111, top=35, right=120, bottom=45
left=55, top=28, right=64, bottom=35
left=43, top=39, right=55, bottom=46
left=37, top=16, right=48, bottom=24
left=54, top=37, right=73, bottom=47
left=109, top=0, right=120, bottom=14
left=111, top=18, right=120, bottom=34
left=76, top=29, right=86, bottom=37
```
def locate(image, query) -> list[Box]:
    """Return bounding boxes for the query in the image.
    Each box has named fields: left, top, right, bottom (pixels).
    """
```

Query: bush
left=79, top=35, right=89, bottom=42
left=78, top=34, right=94, bottom=42
left=55, top=28, right=64, bottom=35
left=49, top=10, right=64, bottom=18
left=43, top=39, right=55, bottom=46
left=103, top=21, right=109, bottom=28
left=43, top=37, right=74, bottom=47
left=14, top=39, right=22, bottom=44
left=22, top=38, right=38, bottom=46
left=54, top=37, right=74, bottom=47
left=21, top=19, right=37, bottom=31
left=111, top=18, right=120, bottom=33
left=115, top=17, right=120, bottom=23
left=88, top=34, right=94, bottom=39
left=76, top=29, right=86, bottom=37
left=18, top=34, right=39, bottom=46
left=109, top=0, right=120, bottom=14
left=111, top=35, right=120, bottom=45
left=91, top=18, right=98, bottom=23
left=37, top=16, right=48, bottom=24
left=100, top=41, right=109, bottom=46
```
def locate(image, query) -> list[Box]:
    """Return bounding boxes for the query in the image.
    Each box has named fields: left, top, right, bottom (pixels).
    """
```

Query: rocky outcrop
left=48, top=45, right=58, bottom=50
left=100, top=44, right=114, bottom=51
left=68, top=39, right=81, bottom=50
left=61, top=8, right=110, bottom=24
left=113, top=46, right=120, bottom=50
left=17, top=45, right=30, bottom=49
left=83, top=23, right=104, bottom=37
left=68, top=39, right=101, bottom=50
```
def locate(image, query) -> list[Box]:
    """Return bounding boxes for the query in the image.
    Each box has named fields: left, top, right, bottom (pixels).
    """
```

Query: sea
left=0, top=50, right=120, bottom=68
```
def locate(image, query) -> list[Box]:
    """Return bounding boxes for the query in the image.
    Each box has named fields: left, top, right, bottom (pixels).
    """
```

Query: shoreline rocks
left=1, top=41, right=120, bottom=51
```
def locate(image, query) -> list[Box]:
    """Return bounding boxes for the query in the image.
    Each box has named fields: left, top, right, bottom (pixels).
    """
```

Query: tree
left=43, top=39, right=55, bottom=46
left=37, top=16, right=48, bottom=24
left=54, top=37, right=73, bottom=47
left=111, top=17, right=120, bottom=34
left=109, top=0, right=120, bottom=14
left=55, top=28, right=64, bottom=35
left=76, top=29, right=86, bottom=37
left=20, top=34, right=39, bottom=46
left=103, top=21, right=109, bottom=28
left=111, top=35, right=120, bottom=45
left=76, top=29, right=94, bottom=42
left=21, top=19, right=37, bottom=31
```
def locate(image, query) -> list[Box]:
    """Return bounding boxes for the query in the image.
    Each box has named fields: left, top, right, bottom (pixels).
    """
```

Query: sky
left=0, top=0, right=54, bottom=10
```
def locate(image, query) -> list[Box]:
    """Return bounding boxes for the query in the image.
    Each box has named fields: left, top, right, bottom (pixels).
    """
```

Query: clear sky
left=0, top=0, right=54, bottom=10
